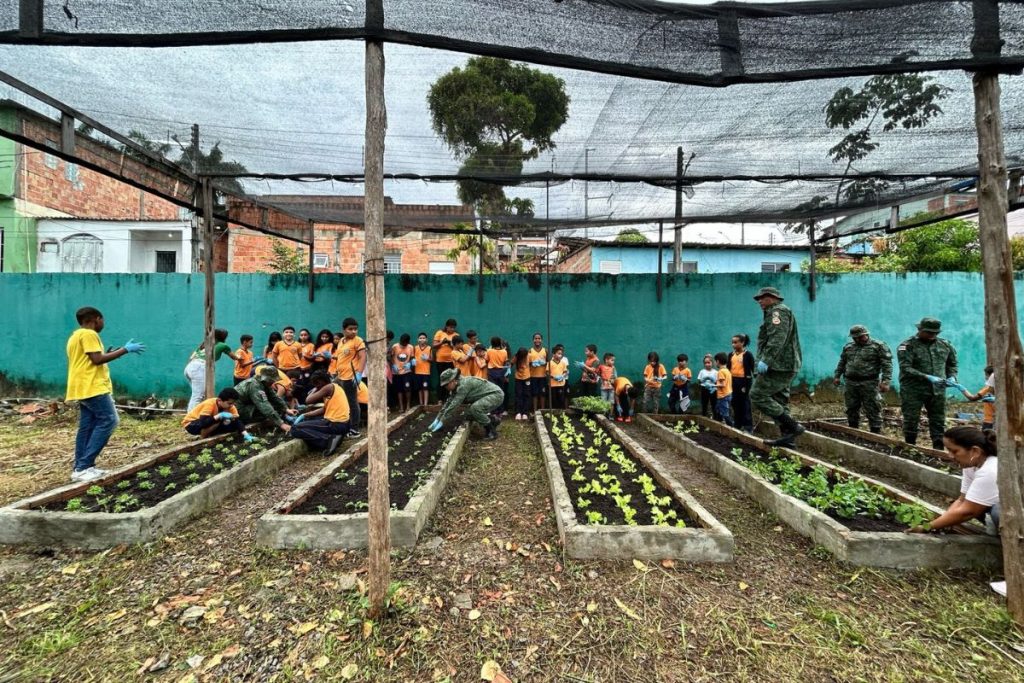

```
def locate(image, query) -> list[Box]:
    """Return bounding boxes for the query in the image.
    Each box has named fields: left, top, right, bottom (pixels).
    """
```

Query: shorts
left=530, top=378, right=547, bottom=397
left=415, top=375, right=431, bottom=391
left=394, top=375, right=413, bottom=392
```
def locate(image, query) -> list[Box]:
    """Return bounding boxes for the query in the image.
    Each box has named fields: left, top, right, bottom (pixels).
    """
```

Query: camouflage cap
left=849, top=324, right=870, bottom=337
left=256, top=366, right=278, bottom=382
left=439, top=368, right=461, bottom=385
left=753, top=286, right=783, bottom=301
left=917, top=317, right=942, bottom=332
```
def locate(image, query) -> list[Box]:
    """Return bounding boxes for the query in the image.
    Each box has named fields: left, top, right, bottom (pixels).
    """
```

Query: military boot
left=767, top=414, right=805, bottom=448
left=848, top=418, right=860, bottom=429
left=483, top=424, right=498, bottom=441
left=869, top=425, right=882, bottom=435
left=931, top=439, right=944, bottom=450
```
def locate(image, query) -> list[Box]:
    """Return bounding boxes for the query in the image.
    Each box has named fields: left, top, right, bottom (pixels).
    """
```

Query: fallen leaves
left=482, top=516, right=493, bottom=527
left=60, top=563, right=80, bottom=576
left=468, top=609, right=482, bottom=620
left=288, top=621, right=318, bottom=637
left=613, top=597, right=641, bottom=621
left=341, top=662, right=359, bottom=679
left=14, top=601, right=55, bottom=619
left=739, top=581, right=750, bottom=591
left=632, top=559, right=648, bottom=572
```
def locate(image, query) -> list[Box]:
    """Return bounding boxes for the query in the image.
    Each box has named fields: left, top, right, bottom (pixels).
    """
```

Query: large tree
left=428, top=57, right=569, bottom=268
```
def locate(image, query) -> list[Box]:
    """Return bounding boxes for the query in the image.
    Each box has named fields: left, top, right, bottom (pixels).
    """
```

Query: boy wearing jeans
left=66, top=307, right=145, bottom=482
left=714, top=352, right=734, bottom=427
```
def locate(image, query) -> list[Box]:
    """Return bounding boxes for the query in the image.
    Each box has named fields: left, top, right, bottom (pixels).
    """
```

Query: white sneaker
left=70, top=467, right=103, bottom=483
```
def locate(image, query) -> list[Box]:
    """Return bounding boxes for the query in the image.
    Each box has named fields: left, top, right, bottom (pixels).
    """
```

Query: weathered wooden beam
left=201, top=177, right=217, bottom=400
left=18, top=0, right=42, bottom=39
left=59, top=112, right=75, bottom=155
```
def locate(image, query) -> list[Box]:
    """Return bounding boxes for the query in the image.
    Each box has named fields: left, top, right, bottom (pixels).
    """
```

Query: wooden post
left=808, top=224, right=817, bottom=302
left=201, top=177, right=216, bottom=400
left=656, top=219, right=664, bottom=302
left=190, top=124, right=201, bottom=273
left=307, top=219, right=315, bottom=303
left=364, top=17, right=391, bottom=618
left=674, top=146, right=683, bottom=271
left=974, top=70, right=1024, bottom=626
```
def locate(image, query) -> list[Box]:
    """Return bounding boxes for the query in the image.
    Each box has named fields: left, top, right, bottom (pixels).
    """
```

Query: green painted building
left=0, top=103, right=37, bottom=273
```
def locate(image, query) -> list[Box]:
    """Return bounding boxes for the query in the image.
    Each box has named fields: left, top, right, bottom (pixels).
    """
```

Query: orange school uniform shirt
left=336, top=336, right=367, bottom=381
left=486, top=348, right=508, bottom=369
left=599, top=364, right=615, bottom=390
left=272, top=340, right=303, bottom=371
left=528, top=347, right=548, bottom=379
left=515, top=362, right=530, bottom=381
left=451, top=344, right=473, bottom=375
left=433, top=330, right=455, bottom=363
left=978, top=385, right=995, bottom=424
left=729, top=352, right=746, bottom=379
left=297, top=342, right=315, bottom=371
left=414, top=344, right=432, bottom=375
left=716, top=367, right=733, bottom=399
left=580, top=356, right=600, bottom=383
left=392, top=344, right=414, bottom=375
left=614, top=376, right=632, bottom=394
left=181, top=398, right=238, bottom=427
left=233, top=347, right=254, bottom=379
left=323, top=384, right=351, bottom=423
left=643, top=363, right=667, bottom=388
left=548, top=358, right=569, bottom=387
left=672, top=366, right=692, bottom=387
left=357, top=381, right=369, bottom=405
left=470, top=355, right=488, bottom=378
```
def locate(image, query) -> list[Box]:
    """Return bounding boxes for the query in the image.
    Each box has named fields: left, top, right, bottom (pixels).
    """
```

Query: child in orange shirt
left=669, top=354, right=692, bottom=414
left=271, top=326, right=303, bottom=371
left=310, top=329, right=334, bottom=376
left=486, top=337, right=510, bottom=417
left=528, top=333, right=548, bottom=413
left=548, top=344, right=570, bottom=409
left=450, top=334, right=472, bottom=377
left=598, top=353, right=617, bottom=410
left=233, top=334, right=256, bottom=385
left=414, top=332, right=433, bottom=406
left=714, top=352, right=734, bottom=427
left=642, top=351, right=667, bottom=414
left=181, top=387, right=246, bottom=438
left=614, top=375, right=636, bottom=423
left=472, top=344, right=489, bottom=379
left=297, top=328, right=315, bottom=373
left=513, top=348, right=532, bottom=420
left=576, top=344, right=600, bottom=396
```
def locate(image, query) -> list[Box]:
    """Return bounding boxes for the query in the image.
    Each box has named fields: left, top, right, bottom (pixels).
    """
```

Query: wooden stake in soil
left=364, top=32, right=391, bottom=618
left=201, top=176, right=216, bottom=400
left=973, top=70, right=1024, bottom=625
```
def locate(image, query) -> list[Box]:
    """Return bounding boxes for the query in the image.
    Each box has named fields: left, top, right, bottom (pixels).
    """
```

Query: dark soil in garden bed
left=290, top=410, right=464, bottom=515
left=682, top=425, right=910, bottom=533
left=543, top=412, right=694, bottom=527
left=809, top=425, right=955, bottom=473
left=37, top=432, right=286, bottom=513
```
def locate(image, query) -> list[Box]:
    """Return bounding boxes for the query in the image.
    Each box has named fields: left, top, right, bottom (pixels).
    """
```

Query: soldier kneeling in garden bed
left=431, top=368, right=504, bottom=441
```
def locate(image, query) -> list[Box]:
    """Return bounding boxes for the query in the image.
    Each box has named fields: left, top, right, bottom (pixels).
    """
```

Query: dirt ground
left=0, top=405, right=1021, bottom=682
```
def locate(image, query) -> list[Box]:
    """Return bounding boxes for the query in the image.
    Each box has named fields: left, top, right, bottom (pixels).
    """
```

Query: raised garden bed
left=640, top=415, right=1000, bottom=569
left=755, top=421, right=960, bottom=499
left=0, top=431, right=305, bottom=549
left=535, top=411, right=733, bottom=562
left=256, top=407, right=469, bottom=550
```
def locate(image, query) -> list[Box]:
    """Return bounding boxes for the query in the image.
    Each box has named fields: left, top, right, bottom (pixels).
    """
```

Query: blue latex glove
left=574, top=361, right=585, bottom=368
left=284, top=414, right=296, bottom=425
left=953, top=383, right=969, bottom=393
left=504, top=367, right=511, bottom=378
left=391, top=364, right=400, bottom=374
left=293, top=414, right=305, bottom=425
left=215, top=411, right=234, bottom=421
left=924, top=375, right=942, bottom=384
left=251, top=356, right=267, bottom=364
left=653, top=376, right=666, bottom=383
left=755, top=360, right=768, bottom=374
left=429, top=418, right=443, bottom=433
left=242, top=432, right=255, bottom=443
left=124, top=339, right=145, bottom=354
left=410, top=358, right=417, bottom=367
left=355, top=372, right=363, bottom=384
left=403, top=362, right=412, bottom=372
left=531, top=359, right=544, bottom=368
left=557, top=374, right=568, bottom=382
left=421, top=353, right=430, bottom=362
left=981, top=395, right=996, bottom=403
left=945, top=376, right=958, bottom=387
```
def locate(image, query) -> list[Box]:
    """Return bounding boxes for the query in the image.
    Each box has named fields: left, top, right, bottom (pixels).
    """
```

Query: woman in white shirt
left=907, top=426, right=999, bottom=534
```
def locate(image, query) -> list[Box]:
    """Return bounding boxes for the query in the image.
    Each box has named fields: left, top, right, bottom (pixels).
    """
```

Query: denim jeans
left=715, top=395, right=734, bottom=427
left=74, top=393, right=119, bottom=472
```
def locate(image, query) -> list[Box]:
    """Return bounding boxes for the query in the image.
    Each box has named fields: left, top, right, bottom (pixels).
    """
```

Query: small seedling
left=316, top=505, right=328, bottom=514
left=65, top=498, right=85, bottom=512
left=157, top=465, right=172, bottom=478
left=116, top=480, right=132, bottom=490
left=85, top=485, right=104, bottom=497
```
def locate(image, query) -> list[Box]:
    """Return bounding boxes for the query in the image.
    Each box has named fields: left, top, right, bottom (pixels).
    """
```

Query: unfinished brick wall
left=555, top=244, right=593, bottom=273
left=19, top=120, right=181, bottom=220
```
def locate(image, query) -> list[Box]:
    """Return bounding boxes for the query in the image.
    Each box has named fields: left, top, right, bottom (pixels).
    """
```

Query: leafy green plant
left=116, top=480, right=132, bottom=490
left=316, top=505, right=328, bottom=514
left=157, top=465, right=172, bottom=477
left=571, top=396, right=612, bottom=414
left=137, top=481, right=155, bottom=491
left=135, top=470, right=150, bottom=480
left=164, top=483, right=177, bottom=492
left=585, top=510, right=606, bottom=525
left=85, top=485, right=104, bottom=497
left=65, top=498, right=85, bottom=513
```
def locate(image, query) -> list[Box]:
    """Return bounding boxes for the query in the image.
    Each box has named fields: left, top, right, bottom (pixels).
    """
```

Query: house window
left=313, top=253, right=329, bottom=268
left=598, top=260, right=622, bottom=274
left=428, top=261, right=455, bottom=275
left=155, top=251, right=176, bottom=273
left=761, top=262, right=792, bottom=273
left=668, top=261, right=698, bottom=274
left=384, top=253, right=402, bottom=274
left=61, top=234, right=103, bottom=273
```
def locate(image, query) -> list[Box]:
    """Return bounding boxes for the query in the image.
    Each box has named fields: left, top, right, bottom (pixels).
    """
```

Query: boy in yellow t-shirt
left=66, top=306, right=145, bottom=482
left=337, top=317, right=368, bottom=437
left=181, top=387, right=246, bottom=438
left=548, top=344, right=569, bottom=409
left=271, top=326, right=303, bottom=371
left=714, top=352, right=734, bottom=427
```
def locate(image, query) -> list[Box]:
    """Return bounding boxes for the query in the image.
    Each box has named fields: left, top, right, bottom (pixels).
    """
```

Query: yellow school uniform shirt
left=716, top=367, right=733, bottom=399
left=486, top=348, right=508, bottom=369
left=433, top=330, right=455, bottom=363
left=324, top=384, right=351, bottom=423
left=614, top=376, right=632, bottom=393
left=643, top=363, right=666, bottom=388
left=452, top=344, right=474, bottom=375
left=672, top=366, right=692, bottom=387
left=515, top=362, right=530, bottom=381
left=336, top=335, right=367, bottom=381
left=272, top=340, right=303, bottom=370
left=414, top=344, right=432, bottom=375
left=729, top=352, right=746, bottom=379
left=978, top=385, right=995, bottom=424
left=357, top=380, right=369, bottom=405
left=548, top=358, right=569, bottom=387
left=181, top=398, right=238, bottom=427
left=470, top=355, right=489, bottom=378
left=298, top=342, right=315, bottom=370
left=233, top=347, right=254, bottom=379
left=528, top=347, right=548, bottom=378
left=66, top=328, right=112, bottom=401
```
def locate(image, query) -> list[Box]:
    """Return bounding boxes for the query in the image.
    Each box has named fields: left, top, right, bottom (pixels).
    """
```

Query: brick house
left=223, top=195, right=480, bottom=274
left=0, top=100, right=188, bottom=273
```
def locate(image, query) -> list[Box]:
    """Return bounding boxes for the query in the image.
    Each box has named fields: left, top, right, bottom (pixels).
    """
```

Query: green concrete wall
left=0, top=106, right=36, bottom=273
left=1, top=272, right=1017, bottom=399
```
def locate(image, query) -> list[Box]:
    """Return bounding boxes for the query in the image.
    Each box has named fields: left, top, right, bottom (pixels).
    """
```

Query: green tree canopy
left=615, top=228, right=649, bottom=244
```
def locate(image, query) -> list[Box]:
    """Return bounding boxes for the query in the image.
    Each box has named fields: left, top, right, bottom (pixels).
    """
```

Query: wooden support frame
left=656, top=219, right=664, bottom=302
left=201, top=177, right=217, bottom=400
left=18, top=0, right=43, bottom=39
left=307, top=219, right=315, bottom=303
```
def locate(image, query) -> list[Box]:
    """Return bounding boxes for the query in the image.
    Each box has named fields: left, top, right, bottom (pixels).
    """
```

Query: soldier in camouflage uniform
left=750, top=287, right=805, bottom=447
left=235, top=366, right=295, bottom=433
left=833, top=324, right=892, bottom=433
left=897, top=317, right=958, bottom=449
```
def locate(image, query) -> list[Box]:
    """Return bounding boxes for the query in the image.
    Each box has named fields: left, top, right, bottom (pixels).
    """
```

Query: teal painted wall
left=1, top=272, right=1017, bottom=399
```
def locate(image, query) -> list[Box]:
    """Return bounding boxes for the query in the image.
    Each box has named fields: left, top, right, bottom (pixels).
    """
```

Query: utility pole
left=673, top=146, right=683, bottom=272
left=190, top=123, right=200, bottom=272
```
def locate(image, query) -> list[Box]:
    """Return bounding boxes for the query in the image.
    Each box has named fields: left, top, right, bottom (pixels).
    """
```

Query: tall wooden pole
left=201, top=177, right=216, bottom=399
left=364, top=17, right=391, bottom=618
left=656, top=219, right=664, bottom=302
left=808, top=224, right=817, bottom=302
left=307, top=219, right=315, bottom=303
left=673, top=146, right=683, bottom=272
left=974, top=70, right=1024, bottom=625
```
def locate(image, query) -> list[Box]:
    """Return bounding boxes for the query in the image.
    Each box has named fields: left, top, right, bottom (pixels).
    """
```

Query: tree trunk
left=201, top=177, right=216, bottom=400
left=974, top=71, right=1024, bottom=626
left=364, top=36, right=391, bottom=618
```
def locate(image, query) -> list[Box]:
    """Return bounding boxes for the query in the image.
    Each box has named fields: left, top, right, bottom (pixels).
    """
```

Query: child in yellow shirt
left=528, top=333, right=548, bottom=412
left=513, top=348, right=532, bottom=420
left=714, top=352, right=734, bottom=427
left=548, top=344, right=569, bottom=409
left=669, top=354, right=692, bottom=414
left=614, top=375, right=636, bottom=423
left=642, top=352, right=667, bottom=414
